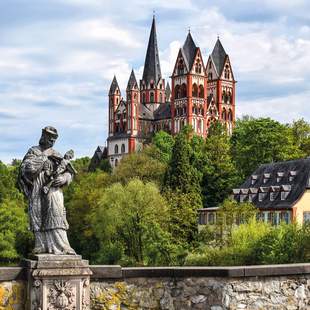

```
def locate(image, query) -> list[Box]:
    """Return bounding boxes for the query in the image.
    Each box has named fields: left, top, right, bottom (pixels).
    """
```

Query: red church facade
left=107, top=17, right=236, bottom=167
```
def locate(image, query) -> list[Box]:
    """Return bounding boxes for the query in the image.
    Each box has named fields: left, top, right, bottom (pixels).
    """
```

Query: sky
left=0, top=0, right=310, bottom=163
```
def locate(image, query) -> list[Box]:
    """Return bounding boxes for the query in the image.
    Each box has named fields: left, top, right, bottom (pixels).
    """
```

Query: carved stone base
left=22, top=254, right=92, bottom=310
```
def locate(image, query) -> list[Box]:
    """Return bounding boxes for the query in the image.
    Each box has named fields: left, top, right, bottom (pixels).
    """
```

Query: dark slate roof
left=182, top=32, right=197, bottom=70
left=154, top=103, right=171, bottom=120
left=211, top=38, right=227, bottom=76
left=234, top=158, right=310, bottom=209
left=109, top=76, right=119, bottom=95
left=139, top=104, right=154, bottom=120
left=165, top=82, right=171, bottom=100
left=127, top=69, right=138, bottom=90
left=142, top=17, right=162, bottom=85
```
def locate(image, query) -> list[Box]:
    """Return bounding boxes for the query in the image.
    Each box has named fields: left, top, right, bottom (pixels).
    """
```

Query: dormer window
left=249, top=188, right=258, bottom=202
left=263, top=173, right=271, bottom=184
left=251, top=175, right=258, bottom=185
left=277, top=172, right=284, bottom=183
left=289, top=171, right=297, bottom=182
left=281, top=185, right=291, bottom=200
left=270, top=186, right=280, bottom=201
left=259, top=187, right=269, bottom=202
left=240, top=189, right=248, bottom=202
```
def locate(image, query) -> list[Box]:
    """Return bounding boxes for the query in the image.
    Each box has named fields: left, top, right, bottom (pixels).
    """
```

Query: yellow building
left=198, top=158, right=310, bottom=228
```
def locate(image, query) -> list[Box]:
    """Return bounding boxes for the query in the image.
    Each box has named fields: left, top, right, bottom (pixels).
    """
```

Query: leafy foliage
left=231, top=117, right=304, bottom=178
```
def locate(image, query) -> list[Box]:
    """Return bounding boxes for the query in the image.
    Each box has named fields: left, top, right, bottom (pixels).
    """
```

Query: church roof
left=233, top=158, right=310, bottom=209
left=127, top=69, right=138, bottom=90
left=154, top=102, right=171, bottom=120
left=109, top=76, right=119, bottom=95
left=139, top=104, right=154, bottom=120
left=182, top=32, right=197, bottom=70
left=211, top=38, right=227, bottom=76
left=142, top=16, right=162, bottom=85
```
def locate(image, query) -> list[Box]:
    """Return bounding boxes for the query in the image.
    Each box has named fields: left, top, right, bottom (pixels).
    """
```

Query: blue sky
left=1, top=0, right=310, bottom=163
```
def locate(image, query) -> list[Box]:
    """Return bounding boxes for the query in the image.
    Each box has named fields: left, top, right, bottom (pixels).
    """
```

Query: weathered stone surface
left=91, top=274, right=310, bottom=310
left=0, top=281, right=26, bottom=309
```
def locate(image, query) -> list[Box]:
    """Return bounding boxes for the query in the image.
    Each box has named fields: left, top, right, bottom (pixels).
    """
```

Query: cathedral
left=107, top=17, right=236, bottom=167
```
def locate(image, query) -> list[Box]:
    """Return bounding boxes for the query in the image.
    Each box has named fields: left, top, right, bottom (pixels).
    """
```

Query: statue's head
left=39, top=126, right=58, bottom=149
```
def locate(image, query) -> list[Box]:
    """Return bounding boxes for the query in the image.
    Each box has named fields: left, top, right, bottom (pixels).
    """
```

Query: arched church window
left=159, top=92, right=163, bottom=103
left=150, top=92, right=154, bottom=103
left=177, top=59, right=184, bottom=75
left=192, top=83, right=198, bottom=97
left=142, top=93, right=146, bottom=103
left=115, top=158, right=118, bottom=167
left=175, top=85, right=181, bottom=99
left=228, top=110, right=233, bottom=121
left=181, top=83, right=187, bottom=98
left=121, top=144, right=125, bottom=153
left=199, top=85, right=204, bottom=98
left=222, top=109, right=227, bottom=120
left=115, top=144, right=119, bottom=154
left=222, top=90, right=226, bottom=102
left=208, top=72, right=213, bottom=80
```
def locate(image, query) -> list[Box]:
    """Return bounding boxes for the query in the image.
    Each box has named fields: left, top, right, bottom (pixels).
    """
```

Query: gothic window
left=199, top=85, right=204, bottom=98
left=228, top=110, right=233, bottom=121
left=175, top=85, right=181, bottom=99
left=150, top=92, right=154, bottom=103
left=224, top=65, right=230, bottom=79
left=209, top=61, right=212, bottom=69
left=121, top=144, right=125, bottom=153
left=115, top=158, right=118, bottom=167
left=116, top=98, right=119, bottom=105
left=150, top=82, right=154, bottom=89
left=222, top=110, right=227, bottom=120
left=159, top=92, right=163, bottom=103
left=222, top=90, right=226, bottom=102
left=114, top=144, right=119, bottom=154
left=177, top=59, right=184, bottom=75
left=142, top=93, right=146, bottom=103
left=208, top=73, right=213, bottom=80
left=181, top=83, right=187, bottom=98
left=192, top=83, right=198, bottom=97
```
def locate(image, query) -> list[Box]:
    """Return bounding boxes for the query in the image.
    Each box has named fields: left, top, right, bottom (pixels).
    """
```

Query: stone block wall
left=90, top=264, right=310, bottom=310
left=1, top=264, right=310, bottom=309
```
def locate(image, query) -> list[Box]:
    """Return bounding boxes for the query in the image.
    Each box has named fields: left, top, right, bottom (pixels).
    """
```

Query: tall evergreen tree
left=164, top=130, right=201, bottom=195
left=201, top=121, right=239, bottom=208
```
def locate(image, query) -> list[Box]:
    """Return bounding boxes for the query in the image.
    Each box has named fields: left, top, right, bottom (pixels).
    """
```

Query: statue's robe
left=19, top=146, right=75, bottom=254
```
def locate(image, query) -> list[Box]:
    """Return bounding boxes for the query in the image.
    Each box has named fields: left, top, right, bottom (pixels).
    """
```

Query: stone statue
left=19, top=126, right=76, bottom=255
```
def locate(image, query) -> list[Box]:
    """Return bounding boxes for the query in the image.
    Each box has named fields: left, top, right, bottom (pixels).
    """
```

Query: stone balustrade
left=0, top=263, right=310, bottom=309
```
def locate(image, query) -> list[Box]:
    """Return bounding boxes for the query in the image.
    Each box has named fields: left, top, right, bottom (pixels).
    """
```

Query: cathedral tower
left=140, top=16, right=165, bottom=112
left=206, top=38, right=236, bottom=134
left=171, top=32, right=207, bottom=136
left=126, top=69, right=139, bottom=152
left=108, top=76, right=121, bottom=137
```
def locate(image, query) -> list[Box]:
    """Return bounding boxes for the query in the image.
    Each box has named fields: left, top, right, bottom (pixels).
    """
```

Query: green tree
left=201, top=121, right=240, bottom=208
left=231, top=117, right=304, bottom=178
left=151, top=130, right=175, bottom=164
left=164, top=130, right=201, bottom=195
left=0, top=199, right=32, bottom=262
left=92, top=179, right=177, bottom=265
left=65, top=171, right=111, bottom=262
left=290, top=118, right=310, bottom=156
left=113, top=149, right=166, bottom=186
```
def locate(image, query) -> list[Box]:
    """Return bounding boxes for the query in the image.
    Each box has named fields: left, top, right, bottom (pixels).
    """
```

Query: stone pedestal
left=22, top=254, right=92, bottom=310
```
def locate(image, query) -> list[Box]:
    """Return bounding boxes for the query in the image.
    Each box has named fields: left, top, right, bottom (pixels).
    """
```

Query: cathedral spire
left=182, top=32, right=197, bottom=70
left=109, top=75, right=119, bottom=95
left=142, top=16, right=162, bottom=85
left=127, top=69, right=138, bottom=90
left=211, top=38, right=227, bottom=75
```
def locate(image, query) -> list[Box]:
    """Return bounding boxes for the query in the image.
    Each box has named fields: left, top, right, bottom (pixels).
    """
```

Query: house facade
left=107, top=17, right=236, bottom=167
left=198, top=158, right=310, bottom=229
